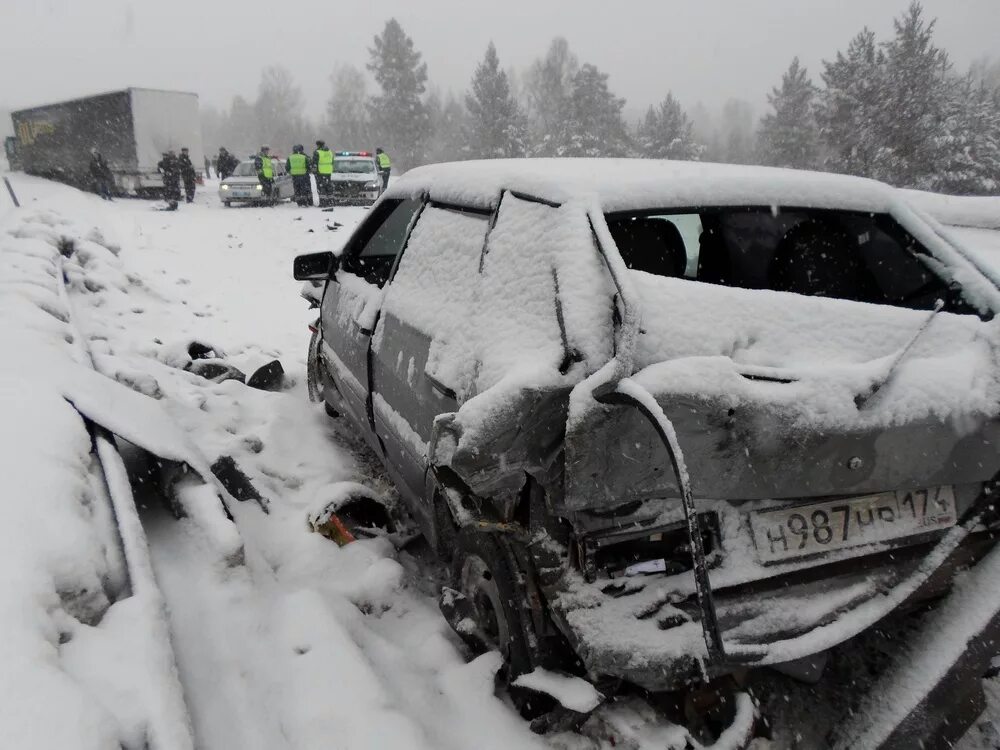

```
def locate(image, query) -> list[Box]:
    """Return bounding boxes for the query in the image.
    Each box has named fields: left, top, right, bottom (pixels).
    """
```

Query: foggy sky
left=4, top=0, right=998, bottom=122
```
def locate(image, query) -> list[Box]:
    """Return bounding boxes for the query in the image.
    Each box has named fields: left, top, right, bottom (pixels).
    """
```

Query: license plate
left=233, top=190, right=251, bottom=197
left=750, top=486, right=956, bottom=563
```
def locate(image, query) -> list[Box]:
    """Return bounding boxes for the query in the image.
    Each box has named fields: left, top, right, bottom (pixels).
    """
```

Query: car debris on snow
left=512, top=668, right=604, bottom=713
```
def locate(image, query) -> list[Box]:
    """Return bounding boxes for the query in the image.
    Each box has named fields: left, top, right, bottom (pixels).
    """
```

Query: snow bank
left=0, top=199, right=193, bottom=748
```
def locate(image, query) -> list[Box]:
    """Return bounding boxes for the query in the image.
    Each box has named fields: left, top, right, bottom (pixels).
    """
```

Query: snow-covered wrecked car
left=294, top=159, right=1000, bottom=742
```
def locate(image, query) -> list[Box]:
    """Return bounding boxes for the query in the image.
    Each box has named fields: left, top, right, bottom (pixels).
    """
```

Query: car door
left=320, top=198, right=421, bottom=451
left=370, top=203, right=490, bottom=518
left=274, top=161, right=292, bottom=199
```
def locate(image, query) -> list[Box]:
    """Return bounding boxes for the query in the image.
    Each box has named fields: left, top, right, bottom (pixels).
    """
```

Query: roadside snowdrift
left=0, top=199, right=193, bottom=748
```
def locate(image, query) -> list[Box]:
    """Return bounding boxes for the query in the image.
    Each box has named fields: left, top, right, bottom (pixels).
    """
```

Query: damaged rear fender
left=427, top=385, right=571, bottom=520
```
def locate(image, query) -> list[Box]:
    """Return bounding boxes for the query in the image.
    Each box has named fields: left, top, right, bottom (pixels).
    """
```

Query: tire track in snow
left=142, top=503, right=291, bottom=750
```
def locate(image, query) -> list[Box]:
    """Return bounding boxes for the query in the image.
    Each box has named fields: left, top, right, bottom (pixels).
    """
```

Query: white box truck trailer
left=10, top=88, right=203, bottom=197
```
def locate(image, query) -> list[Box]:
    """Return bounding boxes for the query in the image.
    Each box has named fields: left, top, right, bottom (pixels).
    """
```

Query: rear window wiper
left=855, top=298, right=944, bottom=409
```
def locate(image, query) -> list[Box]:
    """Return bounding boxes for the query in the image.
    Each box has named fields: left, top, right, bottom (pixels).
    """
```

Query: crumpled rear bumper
left=536, top=530, right=997, bottom=692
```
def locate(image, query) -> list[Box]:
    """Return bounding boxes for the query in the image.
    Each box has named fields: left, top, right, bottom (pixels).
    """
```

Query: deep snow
left=3, top=173, right=1000, bottom=750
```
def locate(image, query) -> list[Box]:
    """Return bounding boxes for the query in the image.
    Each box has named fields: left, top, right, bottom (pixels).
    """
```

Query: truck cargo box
left=11, top=88, right=203, bottom=196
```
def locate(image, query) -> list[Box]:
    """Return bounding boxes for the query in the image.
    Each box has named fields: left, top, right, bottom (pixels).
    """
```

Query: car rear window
left=605, top=207, right=978, bottom=315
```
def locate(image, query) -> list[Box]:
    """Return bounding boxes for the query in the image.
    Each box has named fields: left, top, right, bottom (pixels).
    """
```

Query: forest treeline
left=201, top=2, right=1000, bottom=195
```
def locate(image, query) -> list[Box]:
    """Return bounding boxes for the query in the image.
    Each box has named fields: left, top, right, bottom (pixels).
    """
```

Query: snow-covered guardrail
left=0, top=203, right=196, bottom=748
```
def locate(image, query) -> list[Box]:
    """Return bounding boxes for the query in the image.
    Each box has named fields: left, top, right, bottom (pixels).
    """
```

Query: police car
left=330, top=152, right=382, bottom=205
left=218, top=159, right=293, bottom=206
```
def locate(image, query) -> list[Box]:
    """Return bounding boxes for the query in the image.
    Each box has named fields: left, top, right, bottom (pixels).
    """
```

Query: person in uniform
left=217, top=147, right=238, bottom=179
left=312, top=140, right=334, bottom=205
left=375, top=147, right=391, bottom=192
left=89, top=148, right=114, bottom=200
left=286, top=144, right=312, bottom=207
left=157, top=150, right=181, bottom=208
left=254, top=145, right=275, bottom=201
left=178, top=147, right=197, bottom=203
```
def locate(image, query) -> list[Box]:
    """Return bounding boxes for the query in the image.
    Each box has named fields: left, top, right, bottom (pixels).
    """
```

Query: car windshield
left=605, top=206, right=979, bottom=315
left=232, top=162, right=258, bottom=177
left=335, top=159, right=376, bottom=174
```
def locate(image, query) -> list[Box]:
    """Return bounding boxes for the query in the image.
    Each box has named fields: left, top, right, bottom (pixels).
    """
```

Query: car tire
left=452, top=528, right=552, bottom=717
left=224, top=200, right=231, bottom=207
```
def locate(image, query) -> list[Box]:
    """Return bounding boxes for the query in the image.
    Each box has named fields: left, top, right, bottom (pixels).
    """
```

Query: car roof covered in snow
left=384, top=158, right=899, bottom=214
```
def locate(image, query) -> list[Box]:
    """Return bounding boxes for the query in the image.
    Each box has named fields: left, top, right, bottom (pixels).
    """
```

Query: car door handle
left=350, top=317, right=373, bottom=336
left=425, top=372, right=456, bottom=400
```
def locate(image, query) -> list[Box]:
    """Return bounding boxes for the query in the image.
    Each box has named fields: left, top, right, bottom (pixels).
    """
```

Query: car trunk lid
left=564, top=273, right=1000, bottom=512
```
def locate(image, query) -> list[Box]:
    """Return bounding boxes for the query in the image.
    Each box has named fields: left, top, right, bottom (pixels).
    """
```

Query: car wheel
left=452, top=528, right=553, bottom=717
left=306, top=327, right=324, bottom=403
left=224, top=200, right=231, bottom=207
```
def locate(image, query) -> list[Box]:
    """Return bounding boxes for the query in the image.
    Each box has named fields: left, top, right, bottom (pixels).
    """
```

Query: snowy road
left=4, top=175, right=1000, bottom=750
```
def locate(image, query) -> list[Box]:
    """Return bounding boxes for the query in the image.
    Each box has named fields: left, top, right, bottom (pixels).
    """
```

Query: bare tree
left=253, top=66, right=307, bottom=155
left=325, top=64, right=369, bottom=150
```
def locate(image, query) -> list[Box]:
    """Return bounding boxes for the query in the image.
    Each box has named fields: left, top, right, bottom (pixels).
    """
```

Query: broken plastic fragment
left=312, top=512, right=356, bottom=546
left=512, top=668, right=603, bottom=713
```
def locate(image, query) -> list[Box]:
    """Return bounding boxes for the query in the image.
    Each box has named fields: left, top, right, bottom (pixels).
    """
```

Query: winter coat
left=157, top=155, right=180, bottom=183
left=312, top=149, right=334, bottom=175
left=178, top=153, right=196, bottom=181
left=217, top=151, right=239, bottom=179
left=89, top=154, right=112, bottom=180
left=254, top=154, right=274, bottom=179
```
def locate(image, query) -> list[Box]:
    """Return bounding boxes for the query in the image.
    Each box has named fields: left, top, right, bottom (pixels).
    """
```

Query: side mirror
left=293, top=251, right=338, bottom=281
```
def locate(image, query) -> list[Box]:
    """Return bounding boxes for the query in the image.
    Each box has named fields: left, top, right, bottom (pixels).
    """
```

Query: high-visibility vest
left=316, top=148, right=333, bottom=175
left=377, top=152, right=391, bottom=169
left=259, top=154, right=273, bottom=179
left=288, top=152, right=308, bottom=176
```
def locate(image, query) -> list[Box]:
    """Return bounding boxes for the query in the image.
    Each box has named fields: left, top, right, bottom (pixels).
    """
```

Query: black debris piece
left=56, top=236, right=76, bottom=257
left=247, top=360, right=285, bottom=391
left=186, top=359, right=245, bottom=384
left=210, top=456, right=270, bottom=513
left=187, top=341, right=217, bottom=360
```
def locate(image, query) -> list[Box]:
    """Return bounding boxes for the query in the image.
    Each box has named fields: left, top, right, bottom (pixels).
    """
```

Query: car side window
left=607, top=207, right=977, bottom=315
left=606, top=213, right=702, bottom=279
left=340, top=198, right=421, bottom=288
